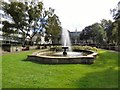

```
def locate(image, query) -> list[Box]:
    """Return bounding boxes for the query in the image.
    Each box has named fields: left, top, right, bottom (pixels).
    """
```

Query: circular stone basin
left=27, top=50, right=98, bottom=64
left=45, top=51, right=89, bottom=57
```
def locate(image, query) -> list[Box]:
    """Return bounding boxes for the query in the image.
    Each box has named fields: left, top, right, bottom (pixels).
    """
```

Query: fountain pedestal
left=62, top=46, right=68, bottom=56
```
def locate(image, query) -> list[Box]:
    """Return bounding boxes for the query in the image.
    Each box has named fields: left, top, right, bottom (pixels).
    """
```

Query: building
left=69, top=30, right=81, bottom=45
left=0, top=8, right=23, bottom=45
left=32, top=32, right=52, bottom=45
left=0, top=0, right=40, bottom=45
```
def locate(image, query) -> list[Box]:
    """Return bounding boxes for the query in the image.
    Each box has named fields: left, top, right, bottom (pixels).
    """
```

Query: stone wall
left=2, top=45, right=38, bottom=52
left=11, top=46, right=38, bottom=52
left=27, top=55, right=95, bottom=64
left=2, top=44, right=11, bottom=52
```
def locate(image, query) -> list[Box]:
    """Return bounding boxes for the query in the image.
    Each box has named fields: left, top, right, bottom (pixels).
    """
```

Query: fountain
left=61, top=29, right=70, bottom=56
left=62, top=46, right=68, bottom=56
left=27, top=28, right=98, bottom=64
left=61, top=29, right=72, bottom=52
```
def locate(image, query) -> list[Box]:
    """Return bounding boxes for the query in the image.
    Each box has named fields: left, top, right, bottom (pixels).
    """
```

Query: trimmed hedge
left=50, top=45, right=98, bottom=52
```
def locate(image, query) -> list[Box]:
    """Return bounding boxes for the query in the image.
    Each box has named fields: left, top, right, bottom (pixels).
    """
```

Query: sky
left=42, top=0, right=120, bottom=31
left=2, top=0, right=120, bottom=31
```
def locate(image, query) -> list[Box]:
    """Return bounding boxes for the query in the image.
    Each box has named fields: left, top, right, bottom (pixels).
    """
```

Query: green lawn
left=2, top=49, right=119, bottom=88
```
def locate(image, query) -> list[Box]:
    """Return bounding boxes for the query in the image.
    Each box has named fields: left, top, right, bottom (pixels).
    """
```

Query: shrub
left=50, top=45, right=98, bottom=52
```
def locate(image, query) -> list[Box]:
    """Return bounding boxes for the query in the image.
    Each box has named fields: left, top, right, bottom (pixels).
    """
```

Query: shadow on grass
left=22, top=58, right=61, bottom=65
left=22, top=57, right=95, bottom=65
left=75, top=68, right=118, bottom=88
left=22, top=59, right=93, bottom=66
left=22, top=59, right=28, bottom=61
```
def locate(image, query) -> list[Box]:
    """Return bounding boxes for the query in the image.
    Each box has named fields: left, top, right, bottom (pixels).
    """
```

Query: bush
left=49, top=45, right=98, bottom=52
left=72, top=46, right=97, bottom=51
left=50, top=46, right=62, bottom=51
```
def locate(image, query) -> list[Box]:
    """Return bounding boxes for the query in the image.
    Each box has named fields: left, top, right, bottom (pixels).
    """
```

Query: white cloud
left=43, top=0, right=119, bottom=31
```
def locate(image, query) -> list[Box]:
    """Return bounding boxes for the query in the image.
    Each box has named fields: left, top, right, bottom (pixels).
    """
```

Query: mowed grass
left=2, top=49, right=119, bottom=88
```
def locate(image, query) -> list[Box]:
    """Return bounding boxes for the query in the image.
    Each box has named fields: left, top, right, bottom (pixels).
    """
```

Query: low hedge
left=50, top=46, right=98, bottom=52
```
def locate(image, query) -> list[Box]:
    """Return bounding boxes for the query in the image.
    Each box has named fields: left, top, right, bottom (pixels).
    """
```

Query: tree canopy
left=2, top=1, right=62, bottom=45
left=45, top=8, right=62, bottom=44
left=79, top=1, right=120, bottom=46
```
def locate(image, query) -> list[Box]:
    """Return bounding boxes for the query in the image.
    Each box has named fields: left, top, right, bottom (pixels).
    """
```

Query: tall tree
left=100, top=19, right=113, bottom=44
left=45, top=8, right=62, bottom=44
left=2, top=2, right=26, bottom=35
left=80, top=23, right=107, bottom=45
left=111, top=1, right=120, bottom=45
left=91, top=23, right=107, bottom=44
left=2, top=1, right=44, bottom=45
left=79, top=25, right=92, bottom=43
left=24, top=1, right=43, bottom=45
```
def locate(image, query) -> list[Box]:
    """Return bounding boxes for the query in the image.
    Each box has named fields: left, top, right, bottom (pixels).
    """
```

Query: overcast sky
left=42, top=0, right=119, bottom=31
